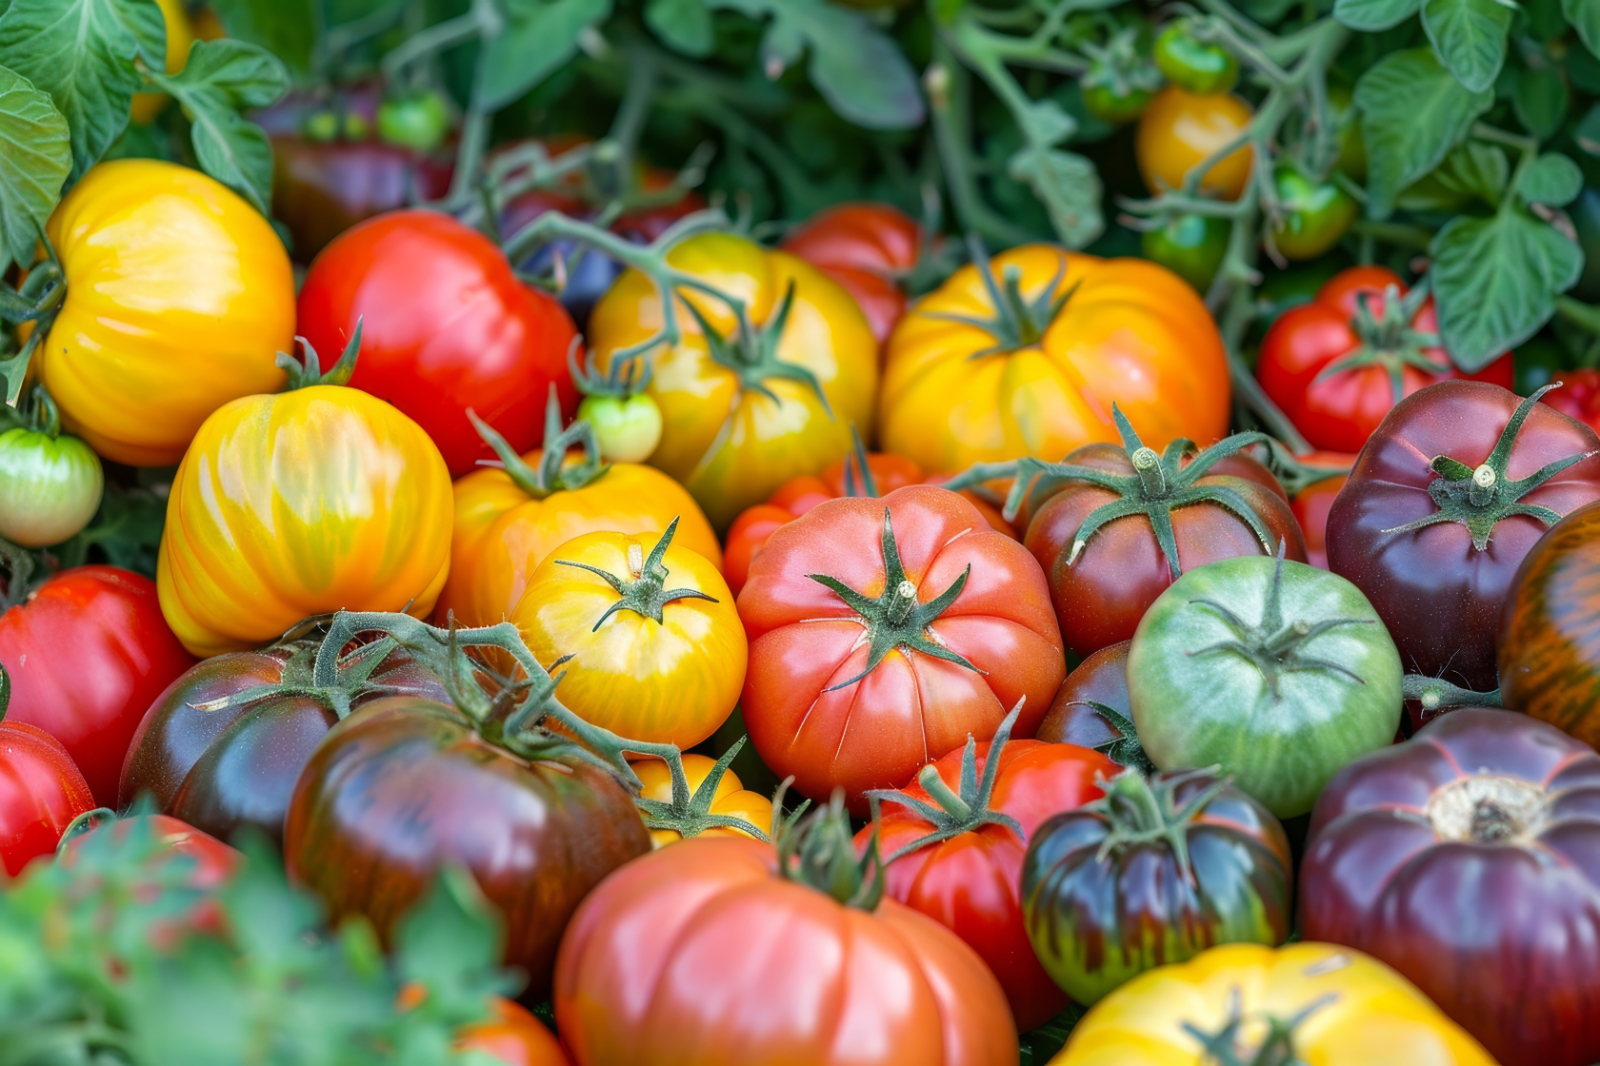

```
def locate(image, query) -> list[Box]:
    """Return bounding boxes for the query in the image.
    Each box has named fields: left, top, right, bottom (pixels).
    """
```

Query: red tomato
left=0, top=717, right=93, bottom=877
left=61, top=813, right=239, bottom=889
left=1539, top=368, right=1600, bottom=434
left=738, top=485, right=1065, bottom=813
left=1257, top=266, right=1513, bottom=453
left=296, top=210, right=580, bottom=478
left=458, top=998, right=572, bottom=1066
left=0, top=566, right=195, bottom=805
left=1286, top=450, right=1357, bottom=570
left=781, top=202, right=922, bottom=346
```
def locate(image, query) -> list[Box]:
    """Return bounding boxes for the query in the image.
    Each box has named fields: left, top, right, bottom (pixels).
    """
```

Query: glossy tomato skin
left=1301, top=709, right=1600, bottom=1066
left=285, top=697, right=650, bottom=1001
left=0, top=567, right=195, bottom=806
left=272, top=139, right=454, bottom=260
left=0, top=426, right=103, bottom=548
left=1326, top=381, right=1600, bottom=690
left=780, top=202, right=922, bottom=346
left=1036, top=641, right=1131, bottom=751
left=1139, top=214, right=1229, bottom=293
left=297, top=211, right=580, bottom=478
left=738, top=485, right=1065, bottom=813
left=1257, top=267, right=1513, bottom=454
left=857, top=739, right=1115, bottom=1030
left=1269, top=167, right=1358, bottom=261
left=1135, top=87, right=1254, bottom=201
left=554, top=834, right=1018, bottom=1066
left=458, top=998, right=571, bottom=1066
left=0, top=721, right=94, bottom=877
left=41, top=161, right=295, bottom=467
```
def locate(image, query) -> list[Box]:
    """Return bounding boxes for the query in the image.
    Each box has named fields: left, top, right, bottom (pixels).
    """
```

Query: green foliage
left=0, top=66, right=70, bottom=270
left=480, top=0, right=614, bottom=111
left=205, top=0, right=321, bottom=77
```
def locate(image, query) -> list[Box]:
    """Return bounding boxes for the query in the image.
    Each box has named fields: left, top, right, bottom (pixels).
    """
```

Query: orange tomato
left=1136, top=86, right=1255, bottom=201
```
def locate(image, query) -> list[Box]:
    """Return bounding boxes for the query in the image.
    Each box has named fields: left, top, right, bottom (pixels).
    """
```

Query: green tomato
left=0, top=428, right=104, bottom=547
left=578, top=394, right=662, bottom=465
left=1127, top=553, right=1402, bottom=818
left=1142, top=214, right=1230, bottom=292
left=1269, top=167, right=1358, bottom=261
left=1327, top=84, right=1367, bottom=182
left=303, top=109, right=370, bottom=143
left=1153, top=21, right=1238, bottom=96
left=1082, top=82, right=1155, bottom=126
left=377, top=92, right=451, bottom=153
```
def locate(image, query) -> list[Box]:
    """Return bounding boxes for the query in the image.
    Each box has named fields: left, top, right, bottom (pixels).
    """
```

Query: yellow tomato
left=1053, top=942, right=1494, bottom=1066
left=634, top=754, right=774, bottom=848
left=880, top=244, right=1231, bottom=472
left=158, top=384, right=453, bottom=658
left=42, top=160, right=294, bottom=467
left=1136, top=86, right=1255, bottom=201
left=588, top=232, right=878, bottom=530
left=130, top=0, right=196, bottom=124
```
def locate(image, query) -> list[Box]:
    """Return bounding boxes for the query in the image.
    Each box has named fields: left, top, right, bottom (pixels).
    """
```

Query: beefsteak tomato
left=1135, top=87, right=1254, bottom=201
left=780, top=202, right=922, bottom=346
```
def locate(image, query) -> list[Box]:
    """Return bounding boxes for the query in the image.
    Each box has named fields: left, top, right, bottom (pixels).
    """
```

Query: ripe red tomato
left=296, top=210, right=580, bottom=478
left=60, top=813, right=240, bottom=889
left=0, top=566, right=195, bottom=806
left=1284, top=450, right=1357, bottom=570
left=0, top=713, right=94, bottom=877
left=1538, top=367, right=1600, bottom=434
left=781, top=202, right=922, bottom=346
left=1257, top=267, right=1513, bottom=454
left=458, top=998, right=572, bottom=1066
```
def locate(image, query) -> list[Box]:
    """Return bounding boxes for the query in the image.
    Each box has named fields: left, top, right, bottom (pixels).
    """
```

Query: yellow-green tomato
left=0, top=428, right=103, bottom=547
left=578, top=393, right=663, bottom=464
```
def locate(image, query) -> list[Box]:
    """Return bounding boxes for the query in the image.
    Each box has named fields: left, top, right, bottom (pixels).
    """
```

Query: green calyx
left=1402, top=674, right=1502, bottom=711
left=279, top=318, right=362, bottom=391
left=470, top=385, right=610, bottom=498
left=1090, top=766, right=1229, bottom=885
left=1380, top=383, right=1597, bottom=552
left=807, top=508, right=979, bottom=691
left=1080, top=26, right=1162, bottom=104
left=633, top=735, right=771, bottom=843
left=185, top=630, right=420, bottom=723
left=839, top=425, right=878, bottom=498
left=555, top=515, right=718, bottom=631
left=570, top=338, right=652, bottom=400
left=1181, top=992, right=1337, bottom=1066
left=679, top=282, right=832, bottom=414
left=1072, top=701, right=1156, bottom=774
left=931, top=236, right=1076, bottom=358
left=1314, top=282, right=1446, bottom=409
left=776, top=786, right=884, bottom=911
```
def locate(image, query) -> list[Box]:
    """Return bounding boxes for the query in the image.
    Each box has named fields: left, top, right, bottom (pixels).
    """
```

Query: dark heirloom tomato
left=297, top=210, right=580, bottom=478
left=780, top=202, right=922, bottom=346
left=1, top=664, right=94, bottom=876
left=272, top=139, right=453, bottom=260
left=1300, top=709, right=1600, bottom=1066
left=1021, top=768, right=1291, bottom=1005
left=1035, top=641, right=1152, bottom=772
left=285, top=696, right=649, bottom=1000
left=1326, top=382, right=1600, bottom=690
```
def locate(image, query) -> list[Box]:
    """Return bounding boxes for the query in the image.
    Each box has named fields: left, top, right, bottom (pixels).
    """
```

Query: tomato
left=1023, top=767, right=1290, bottom=1006
left=1536, top=365, right=1600, bottom=434
left=1036, top=641, right=1151, bottom=771
left=1135, top=87, right=1254, bottom=201
left=1128, top=551, right=1402, bottom=817
left=1274, top=448, right=1358, bottom=570
left=129, top=0, right=195, bottom=124
left=738, top=485, right=1065, bottom=812
left=1256, top=267, right=1514, bottom=454
left=0, top=565, right=194, bottom=806
left=576, top=393, right=662, bottom=464
left=376, top=91, right=452, bottom=152
left=588, top=232, right=878, bottom=530
left=297, top=210, right=580, bottom=479
left=1081, top=81, right=1155, bottom=125
left=1153, top=20, right=1238, bottom=95
left=881, top=245, right=1231, bottom=473
left=157, top=339, right=454, bottom=658
left=857, top=707, right=1116, bottom=1030
left=285, top=695, right=650, bottom=1001
left=509, top=521, right=744, bottom=749
left=1139, top=214, right=1229, bottom=292
left=0, top=393, right=102, bottom=548
left=0, top=679, right=94, bottom=877
left=1052, top=942, right=1494, bottom=1065
left=634, top=752, right=772, bottom=848
left=1326, top=381, right=1600, bottom=690
left=458, top=999, right=572, bottom=1066
left=1329, top=83, right=1367, bottom=181
left=780, top=202, right=922, bottom=346
left=60, top=812, right=240, bottom=888
left=272, top=138, right=454, bottom=260
left=1302, top=709, right=1600, bottom=1066
left=1269, top=166, right=1357, bottom=261
left=39, top=160, right=294, bottom=467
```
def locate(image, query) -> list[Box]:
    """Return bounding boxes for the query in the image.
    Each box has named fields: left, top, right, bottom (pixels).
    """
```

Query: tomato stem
left=776, top=787, right=885, bottom=911
left=1401, top=675, right=1502, bottom=711
left=633, top=736, right=771, bottom=843
left=469, top=387, right=610, bottom=498
left=1093, top=767, right=1232, bottom=886
left=554, top=516, right=720, bottom=632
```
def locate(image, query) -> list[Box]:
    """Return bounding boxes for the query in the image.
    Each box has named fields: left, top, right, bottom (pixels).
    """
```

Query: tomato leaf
left=1517, top=152, right=1584, bottom=207
left=1566, top=0, right=1600, bottom=58
left=1431, top=206, right=1584, bottom=370
left=395, top=866, right=509, bottom=1020
left=1432, top=141, right=1509, bottom=205
left=1355, top=48, right=1494, bottom=218
left=479, top=0, right=613, bottom=112
left=1334, top=0, right=1420, bottom=31
left=0, top=64, right=70, bottom=271
left=1008, top=145, right=1104, bottom=249
left=1422, top=0, right=1513, bottom=93
left=646, top=0, right=714, bottom=58
left=1510, top=64, right=1570, bottom=139
left=1577, top=102, right=1600, bottom=157
left=202, top=0, right=317, bottom=76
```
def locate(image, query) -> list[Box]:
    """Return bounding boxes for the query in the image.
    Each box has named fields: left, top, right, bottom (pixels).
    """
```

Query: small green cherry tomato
left=1269, top=167, right=1358, bottom=261
left=1082, top=82, right=1156, bottom=126
left=1153, top=21, right=1238, bottom=96
left=1141, top=214, right=1230, bottom=292
left=303, top=109, right=370, bottom=143
left=376, top=92, right=452, bottom=152
left=578, top=393, right=663, bottom=464
left=0, top=428, right=104, bottom=547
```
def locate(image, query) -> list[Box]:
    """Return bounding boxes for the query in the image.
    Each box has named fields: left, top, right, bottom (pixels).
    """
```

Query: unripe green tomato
left=1269, top=167, right=1358, bottom=261
left=1154, top=22, right=1238, bottom=96
left=0, top=428, right=104, bottom=547
left=1083, top=82, right=1155, bottom=125
left=303, top=109, right=370, bottom=143
left=578, top=394, right=662, bottom=464
left=1142, top=214, right=1230, bottom=292
left=377, top=92, right=451, bottom=152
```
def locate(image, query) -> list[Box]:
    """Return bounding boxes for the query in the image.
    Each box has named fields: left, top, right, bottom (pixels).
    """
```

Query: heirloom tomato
left=157, top=336, right=454, bottom=658
left=588, top=232, right=878, bottom=530
left=880, top=244, right=1230, bottom=473
left=285, top=695, right=650, bottom=1001
left=1128, top=551, right=1402, bottom=818
left=39, top=160, right=295, bottom=466
left=1326, top=382, right=1600, bottom=690
left=1053, top=942, right=1493, bottom=1065
left=633, top=752, right=772, bottom=847
left=858, top=705, right=1115, bottom=1030
left=1537, top=365, right=1600, bottom=434
left=510, top=520, right=744, bottom=750
left=1282, top=450, right=1356, bottom=570
left=0, top=389, right=102, bottom=548
left=738, top=485, right=1064, bottom=813
left=0, top=665, right=94, bottom=878
left=1301, top=709, right=1600, bottom=1066
left=1135, top=87, right=1254, bottom=201
left=1153, top=19, right=1238, bottom=95
left=1036, top=641, right=1151, bottom=772
left=554, top=805, right=1018, bottom=1066
left=780, top=202, right=922, bottom=346
left=128, top=0, right=195, bottom=124
left=0, top=563, right=194, bottom=805
left=458, top=999, right=571, bottom=1066
left=1023, top=767, right=1291, bottom=1005
left=297, top=210, right=580, bottom=478
left=1256, top=267, right=1513, bottom=454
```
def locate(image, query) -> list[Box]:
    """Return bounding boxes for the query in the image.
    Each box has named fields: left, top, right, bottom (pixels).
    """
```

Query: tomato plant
left=1135, top=87, right=1254, bottom=201
left=780, top=202, right=923, bottom=346
left=0, top=387, right=102, bottom=549
left=376, top=91, right=452, bottom=152
left=0, top=665, right=94, bottom=877
left=1268, top=166, right=1358, bottom=261
left=1140, top=214, right=1230, bottom=292
left=1153, top=20, right=1239, bottom=95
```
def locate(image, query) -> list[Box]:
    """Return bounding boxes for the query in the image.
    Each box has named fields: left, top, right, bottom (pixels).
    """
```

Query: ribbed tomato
left=781, top=202, right=922, bottom=346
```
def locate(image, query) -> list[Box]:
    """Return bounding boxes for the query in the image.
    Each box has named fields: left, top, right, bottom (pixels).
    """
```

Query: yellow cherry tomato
left=130, top=0, right=196, bottom=124
left=587, top=232, right=878, bottom=530
left=633, top=754, right=774, bottom=848
left=42, top=160, right=294, bottom=467
left=511, top=521, right=745, bottom=749
left=880, top=244, right=1231, bottom=472
left=1136, top=86, right=1255, bottom=201
left=158, top=374, right=453, bottom=658
left=1053, top=942, right=1494, bottom=1066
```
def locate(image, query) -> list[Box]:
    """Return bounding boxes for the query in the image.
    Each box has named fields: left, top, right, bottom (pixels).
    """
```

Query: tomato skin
left=1268, top=167, right=1358, bottom=261
left=1135, top=87, right=1254, bottom=201
left=577, top=394, right=662, bottom=464
left=129, top=0, right=194, bottom=123
left=0, top=567, right=195, bottom=806
left=285, top=697, right=651, bottom=1001
left=857, top=739, right=1115, bottom=1030
left=1301, top=709, right=1600, bottom=1066
left=376, top=92, right=452, bottom=152
left=738, top=485, right=1065, bottom=813
left=41, top=160, right=295, bottom=467
left=1153, top=21, right=1238, bottom=95
left=0, top=427, right=103, bottom=548
left=634, top=754, right=772, bottom=848
left=1036, top=640, right=1131, bottom=752
left=1082, top=82, right=1155, bottom=125
left=1139, top=214, right=1229, bottom=293
left=1257, top=267, right=1513, bottom=454
left=458, top=999, right=572, bottom=1066
left=554, top=834, right=1018, bottom=1066
left=1537, top=366, right=1600, bottom=434
left=780, top=202, right=922, bottom=346
left=0, top=721, right=94, bottom=877
left=297, top=211, right=580, bottom=479
left=881, top=245, right=1231, bottom=473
